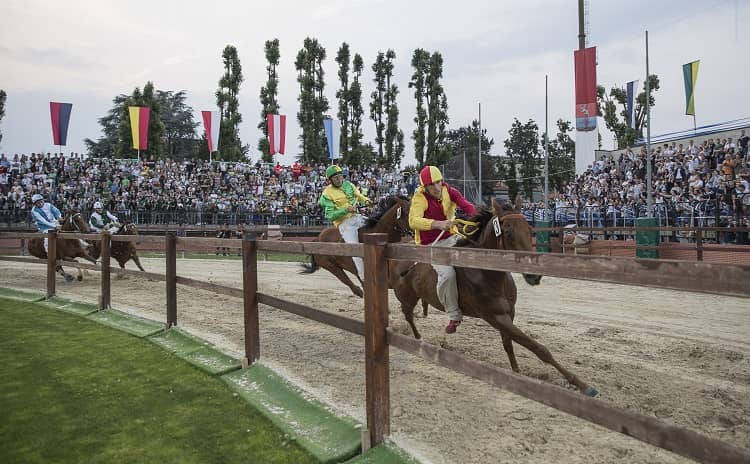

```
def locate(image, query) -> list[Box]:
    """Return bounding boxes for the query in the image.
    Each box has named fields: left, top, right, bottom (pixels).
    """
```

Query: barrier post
left=363, top=233, right=390, bottom=446
left=166, top=232, right=177, bottom=327
left=100, top=232, right=111, bottom=309
left=241, top=232, right=260, bottom=366
left=46, top=231, right=57, bottom=298
left=696, top=229, right=704, bottom=261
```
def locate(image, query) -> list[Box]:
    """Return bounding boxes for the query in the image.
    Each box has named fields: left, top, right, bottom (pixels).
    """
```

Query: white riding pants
left=338, top=214, right=366, bottom=282
left=431, top=234, right=462, bottom=321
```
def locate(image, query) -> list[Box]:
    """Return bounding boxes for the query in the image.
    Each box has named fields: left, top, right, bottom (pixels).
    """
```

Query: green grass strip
left=0, top=298, right=317, bottom=464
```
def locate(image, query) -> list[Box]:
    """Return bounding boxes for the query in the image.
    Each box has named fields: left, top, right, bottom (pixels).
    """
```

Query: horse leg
left=489, top=312, right=598, bottom=396
left=75, top=266, right=83, bottom=281
left=56, top=264, right=74, bottom=283
left=321, top=258, right=364, bottom=298
left=131, top=253, right=146, bottom=272
left=421, top=300, right=429, bottom=317
left=402, top=301, right=421, bottom=339
left=500, top=331, right=519, bottom=372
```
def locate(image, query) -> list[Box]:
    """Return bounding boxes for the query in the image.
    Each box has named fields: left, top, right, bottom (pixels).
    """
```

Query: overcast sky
left=0, top=0, right=746, bottom=165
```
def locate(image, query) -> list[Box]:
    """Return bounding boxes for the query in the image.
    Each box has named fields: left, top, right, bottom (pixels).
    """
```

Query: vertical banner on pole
left=323, top=118, right=340, bottom=160
left=128, top=106, right=150, bottom=150
left=266, top=114, right=287, bottom=155
left=574, top=47, right=597, bottom=131
left=201, top=110, right=221, bottom=160
left=625, top=80, right=639, bottom=129
left=682, top=60, right=700, bottom=116
left=49, top=102, right=73, bottom=146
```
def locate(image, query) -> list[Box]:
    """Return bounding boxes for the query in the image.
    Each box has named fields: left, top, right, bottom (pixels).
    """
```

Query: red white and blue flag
left=574, top=47, right=597, bottom=132
left=266, top=114, right=286, bottom=155
left=49, top=102, right=73, bottom=146
left=201, top=110, right=220, bottom=152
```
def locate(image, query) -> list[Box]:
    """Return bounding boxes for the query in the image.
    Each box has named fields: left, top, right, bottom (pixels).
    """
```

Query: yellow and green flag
left=682, top=60, right=700, bottom=116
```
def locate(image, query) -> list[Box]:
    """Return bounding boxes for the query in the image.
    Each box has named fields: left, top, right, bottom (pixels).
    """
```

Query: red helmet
left=419, top=166, right=443, bottom=186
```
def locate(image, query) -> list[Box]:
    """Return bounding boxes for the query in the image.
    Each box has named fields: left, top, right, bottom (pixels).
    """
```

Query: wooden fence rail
left=0, top=231, right=748, bottom=463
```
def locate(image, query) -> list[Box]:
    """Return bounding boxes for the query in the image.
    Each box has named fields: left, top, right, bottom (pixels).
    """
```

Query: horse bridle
left=66, top=213, right=85, bottom=233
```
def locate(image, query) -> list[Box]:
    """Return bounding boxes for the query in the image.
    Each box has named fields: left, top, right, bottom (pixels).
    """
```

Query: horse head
left=362, top=195, right=411, bottom=242
left=462, top=198, right=541, bottom=286
left=61, top=210, right=90, bottom=233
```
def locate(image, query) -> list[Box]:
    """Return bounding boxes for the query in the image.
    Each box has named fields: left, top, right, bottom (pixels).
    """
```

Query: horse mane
left=364, top=195, right=409, bottom=228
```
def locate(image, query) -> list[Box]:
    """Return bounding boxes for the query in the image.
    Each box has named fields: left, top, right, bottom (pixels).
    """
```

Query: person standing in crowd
left=30, top=193, right=61, bottom=253
left=318, top=164, right=370, bottom=282
left=409, top=166, right=476, bottom=334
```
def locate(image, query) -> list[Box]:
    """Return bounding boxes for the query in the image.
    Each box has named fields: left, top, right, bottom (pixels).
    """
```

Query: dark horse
left=390, top=198, right=598, bottom=396
left=300, top=195, right=411, bottom=297
left=27, top=210, right=97, bottom=282
left=88, top=223, right=146, bottom=272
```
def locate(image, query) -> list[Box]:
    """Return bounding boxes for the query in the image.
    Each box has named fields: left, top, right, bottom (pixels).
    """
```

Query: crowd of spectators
left=0, top=153, right=418, bottom=226
left=2, top=129, right=748, bottom=230
left=537, top=131, right=750, bottom=228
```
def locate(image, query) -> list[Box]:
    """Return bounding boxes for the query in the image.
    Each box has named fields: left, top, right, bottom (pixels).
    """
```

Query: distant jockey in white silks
left=89, top=201, right=121, bottom=234
left=30, top=193, right=61, bottom=253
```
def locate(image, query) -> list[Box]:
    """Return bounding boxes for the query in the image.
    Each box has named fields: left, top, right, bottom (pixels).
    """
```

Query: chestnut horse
left=300, top=195, right=411, bottom=297
left=390, top=198, right=598, bottom=396
left=88, top=223, right=146, bottom=271
left=27, top=210, right=97, bottom=282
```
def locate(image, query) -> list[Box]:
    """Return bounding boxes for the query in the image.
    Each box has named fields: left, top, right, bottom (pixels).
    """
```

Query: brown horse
left=390, top=198, right=598, bottom=396
left=300, top=195, right=411, bottom=297
left=88, top=223, right=146, bottom=271
left=27, top=210, right=97, bottom=282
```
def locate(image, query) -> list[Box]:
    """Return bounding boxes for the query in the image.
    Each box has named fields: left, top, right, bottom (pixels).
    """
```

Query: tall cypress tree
left=258, top=39, right=280, bottom=163
left=216, top=45, right=245, bottom=161
left=383, top=50, right=404, bottom=168
left=409, top=49, right=430, bottom=166
left=335, top=43, right=351, bottom=161
left=370, top=52, right=386, bottom=163
left=295, top=37, right=329, bottom=164
left=425, top=52, right=449, bottom=166
left=347, top=54, right=371, bottom=167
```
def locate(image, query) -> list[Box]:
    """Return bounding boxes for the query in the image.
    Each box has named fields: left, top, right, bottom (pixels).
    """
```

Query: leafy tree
left=409, top=49, right=430, bottom=165
left=597, top=74, right=659, bottom=149
left=540, top=119, right=576, bottom=194
left=425, top=52, right=450, bottom=166
left=370, top=50, right=403, bottom=168
left=444, top=120, right=495, bottom=198
left=156, top=90, right=198, bottom=158
left=216, top=45, right=245, bottom=161
left=116, top=82, right=166, bottom=159
left=295, top=37, right=329, bottom=164
left=504, top=118, right=540, bottom=200
left=347, top=54, right=370, bottom=167
left=258, top=39, right=280, bottom=163
left=0, top=89, right=6, bottom=146
left=85, top=94, right=127, bottom=157
left=335, top=43, right=351, bottom=161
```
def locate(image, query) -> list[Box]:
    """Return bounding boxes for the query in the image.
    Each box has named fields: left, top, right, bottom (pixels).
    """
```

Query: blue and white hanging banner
left=626, top=80, right=639, bottom=129
left=324, top=118, right=340, bottom=160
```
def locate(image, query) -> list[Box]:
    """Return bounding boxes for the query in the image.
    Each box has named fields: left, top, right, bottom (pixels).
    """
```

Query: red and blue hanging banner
left=128, top=106, right=150, bottom=150
left=50, top=102, right=73, bottom=146
left=574, top=47, right=597, bottom=132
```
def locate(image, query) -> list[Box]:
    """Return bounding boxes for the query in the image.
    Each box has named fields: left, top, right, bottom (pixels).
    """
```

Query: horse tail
left=299, top=256, right=319, bottom=274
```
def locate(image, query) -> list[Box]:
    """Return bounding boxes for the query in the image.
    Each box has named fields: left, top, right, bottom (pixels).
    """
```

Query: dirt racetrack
left=1, top=257, right=748, bottom=464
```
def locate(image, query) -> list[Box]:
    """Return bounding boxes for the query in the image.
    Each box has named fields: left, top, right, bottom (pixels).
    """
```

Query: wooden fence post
left=100, top=232, right=111, bottom=310
left=695, top=229, right=704, bottom=261
left=363, top=233, right=390, bottom=446
left=242, top=232, right=260, bottom=366
left=46, top=231, right=56, bottom=298
left=166, top=232, right=177, bottom=327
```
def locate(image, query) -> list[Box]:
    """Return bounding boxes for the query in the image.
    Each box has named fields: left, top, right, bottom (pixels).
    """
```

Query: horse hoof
left=64, top=274, right=75, bottom=283
left=76, top=275, right=83, bottom=281
left=583, top=386, right=599, bottom=397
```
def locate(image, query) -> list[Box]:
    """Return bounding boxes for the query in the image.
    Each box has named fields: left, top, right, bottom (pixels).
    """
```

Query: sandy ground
left=1, top=257, right=749, bottom=464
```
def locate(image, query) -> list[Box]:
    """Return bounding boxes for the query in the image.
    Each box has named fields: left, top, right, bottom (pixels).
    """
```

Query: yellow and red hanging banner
left=128, top=106, right=150, bottom=150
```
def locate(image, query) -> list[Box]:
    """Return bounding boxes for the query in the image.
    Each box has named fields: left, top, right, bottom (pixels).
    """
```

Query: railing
left=0, top=231, right=749, bottom=463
